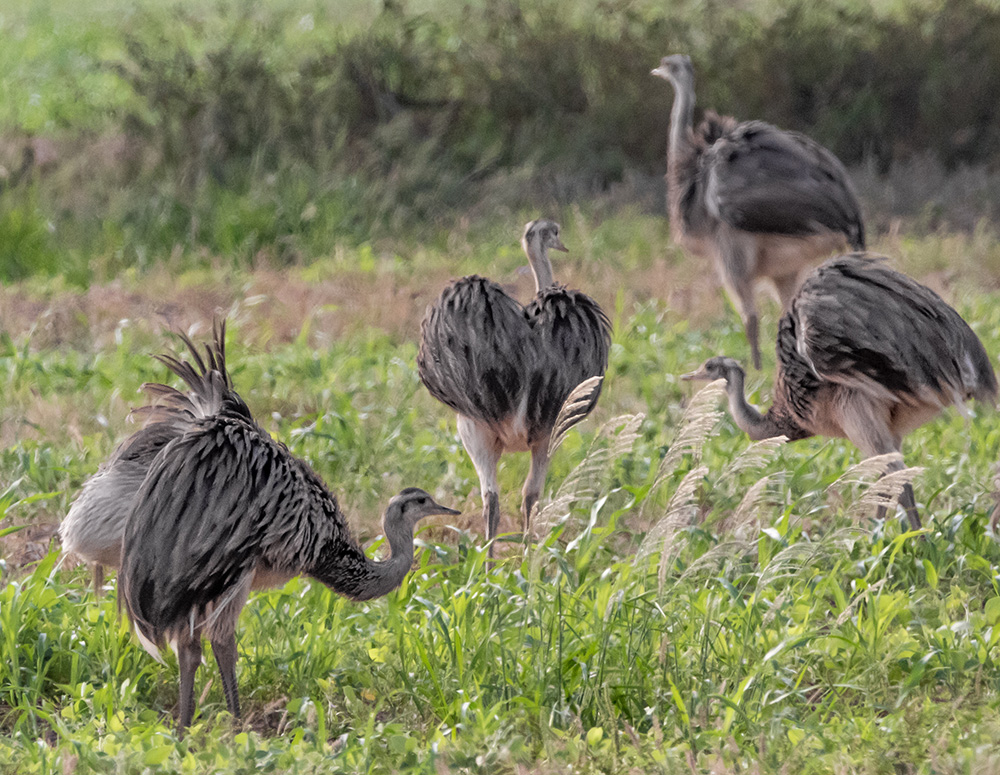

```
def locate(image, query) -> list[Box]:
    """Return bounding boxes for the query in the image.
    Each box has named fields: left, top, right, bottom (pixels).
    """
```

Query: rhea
left=683, top=254, right=997, bottom=528
left=114, top=322, right=458, bottom=735
left=417, top=219, right=612, bottom=556
left=652, top=54, right=866, bottom=369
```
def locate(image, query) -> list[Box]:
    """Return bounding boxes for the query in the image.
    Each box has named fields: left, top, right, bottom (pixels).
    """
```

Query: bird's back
left=61, top=322, right=249, bottom=568
left=783, top=254, right=997, bottom=410
left=523, top=286, right=612, bottom=440
left=703, top=120, right=865, bottom=250
left=61, top=422, right=186, bottom=566
left=418, top=275, right=535, bottom=423
left=119, top=400, right=365, bottom=648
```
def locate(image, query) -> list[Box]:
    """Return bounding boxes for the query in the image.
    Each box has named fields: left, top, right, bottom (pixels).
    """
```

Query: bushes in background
left=3, top=0, right=1000, bottom=279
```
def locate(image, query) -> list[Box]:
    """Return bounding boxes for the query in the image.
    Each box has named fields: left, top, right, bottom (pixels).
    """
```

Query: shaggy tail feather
left=130, top=319, right=236, bottom=427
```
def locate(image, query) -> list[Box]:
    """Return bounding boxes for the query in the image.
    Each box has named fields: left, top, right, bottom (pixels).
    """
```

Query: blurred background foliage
left=3, top=0, right=1000, bottom=282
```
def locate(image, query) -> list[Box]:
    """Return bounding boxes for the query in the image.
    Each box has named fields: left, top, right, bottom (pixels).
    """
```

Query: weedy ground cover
left=1, top=214, right=1000, bottom=773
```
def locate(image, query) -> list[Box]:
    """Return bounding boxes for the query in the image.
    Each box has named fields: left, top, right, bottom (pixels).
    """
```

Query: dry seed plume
left=638, top=379, right=725, bottom=526
left=418, top=219, right=612, bottom=557
left=727, top=474, right=776, bottom=538
left=652, top=54, right=866, bottom=369
left=548, top=376, right=607, bottom=456
left=113, top=321, right=459, bottom=736
left=533, top=412, right=644, bottom=537
left=721, top=437, right=788, bottom=480
left=758, top=529, right=864, bottom=593
left=637, top=464, right=708, bottom=563
left=682, top=254, right=997, bottom=529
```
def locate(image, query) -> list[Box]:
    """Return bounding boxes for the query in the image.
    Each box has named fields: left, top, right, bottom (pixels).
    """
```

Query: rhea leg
left=744, top=313, right=761, bottom=371
left=771, top=272, right=803, bottom=310
left=93, top=563, right=105, bottom=596
left=521, top=441, right=550, bottom=540
left=717, top=231, right=761, bottom=369
left=457, top=415, right=504, bottom=557
left=872, top=457, right=921, bottom=530
left=722, top=275, right=760, bottom=370
left=176, top=635, right=203, bottom=736
left=898, top=482, right=921, bottom=531
left=210, top=635, right=241, bottom=721
left=841, top=404, right=919, bottom=528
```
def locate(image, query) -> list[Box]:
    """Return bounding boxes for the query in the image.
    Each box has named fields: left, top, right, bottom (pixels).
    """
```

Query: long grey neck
left=668, top=75, right=696, bottom=162
left=309, top=511, right=414, bottom=601
left=723, top=367, right=806, bottom=441
left=525, top=242, right=555, bottom=292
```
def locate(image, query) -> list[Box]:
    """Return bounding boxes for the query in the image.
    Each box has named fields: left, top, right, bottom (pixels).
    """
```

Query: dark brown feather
left=418, top=277, right=610, bottom=442
left=783, top=254, right=998, bottom=411
left=417, top=275, right=534, bottom=422
left=704, top=121, right=866, bottom=250
left=524, top=286, right=612, bottom=441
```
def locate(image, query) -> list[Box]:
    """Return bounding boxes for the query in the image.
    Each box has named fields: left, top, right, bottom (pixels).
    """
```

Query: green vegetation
left=3, top=0, right=1000, bottom=772
left=5, top=0, right=1000, bottom=282
left=2, top=224, right=1000, bottom=772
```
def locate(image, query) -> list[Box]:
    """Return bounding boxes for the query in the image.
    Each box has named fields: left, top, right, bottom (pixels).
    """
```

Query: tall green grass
left=2, top=278, right=1000, bottom=771
left=2, top=438, right=999, bottom=772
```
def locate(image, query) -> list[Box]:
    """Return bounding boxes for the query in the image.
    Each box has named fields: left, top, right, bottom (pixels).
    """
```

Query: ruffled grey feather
left=704, top=121, right=866, bottom=250
left=115, top=323, right=457, bottom=734
left=786, top=254, right=997, bottom=412
left=60, top=320, right=241, bottom=571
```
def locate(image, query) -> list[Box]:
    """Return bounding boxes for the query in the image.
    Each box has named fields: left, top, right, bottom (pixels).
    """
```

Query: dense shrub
left=109, top=0, right=1000, bottom=178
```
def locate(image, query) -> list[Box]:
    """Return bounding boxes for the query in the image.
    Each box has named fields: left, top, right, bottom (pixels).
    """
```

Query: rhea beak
left=552, top=239, right=569, bottom=253
left=430, top=502, right=461, bottom=517
left=651, top=66, right=669, bottom=79
left=680, top=366, right=711, bottom=381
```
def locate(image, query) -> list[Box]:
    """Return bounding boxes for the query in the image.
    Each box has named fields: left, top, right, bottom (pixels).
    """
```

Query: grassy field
left=4, top=0, right=1000, bottom=772
left=2, top=213, right=1000, bottom=774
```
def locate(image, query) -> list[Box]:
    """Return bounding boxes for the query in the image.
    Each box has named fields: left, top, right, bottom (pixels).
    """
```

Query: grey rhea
left=417, top=219, right=612, bottom=557
left=683, top=254, right=997, bottom=529
left=117, top=321, right=459, bottom=735
left=652, top=54, right=866, bottom=370
left=60, top=326, right=236, bottom=591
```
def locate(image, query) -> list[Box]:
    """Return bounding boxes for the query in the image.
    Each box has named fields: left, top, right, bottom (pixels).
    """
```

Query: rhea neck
left=522, top=236, right=556, bottom=293
left=718, top=363, right=809, bottom=442
left=667, top=70, right=696, bottom=162
left=309, top=504, right=416, bottom=601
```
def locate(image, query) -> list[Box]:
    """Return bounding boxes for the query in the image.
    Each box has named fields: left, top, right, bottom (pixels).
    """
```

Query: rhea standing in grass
left=652, top=54, right=866, bottom=370
left=683, top=254, right=997, bottom=529
left=115, top=322, right=459, bottom=735
left=418, top=219, right=612, bottom=557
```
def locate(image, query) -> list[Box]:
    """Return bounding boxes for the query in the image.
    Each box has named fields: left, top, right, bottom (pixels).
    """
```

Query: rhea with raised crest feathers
left=102, top=322, right=458, bottom=735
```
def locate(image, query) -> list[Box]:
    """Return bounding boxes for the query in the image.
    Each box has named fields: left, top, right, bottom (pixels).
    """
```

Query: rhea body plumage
left=60, top=336, right=233, bottom=590
left=417, top=219, right=612, bottom=555
left=683, top=254, right=997, bottom=528
left=653, top=54, right=866, bottom=369
left=111, top=322, right=458, bottom=734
